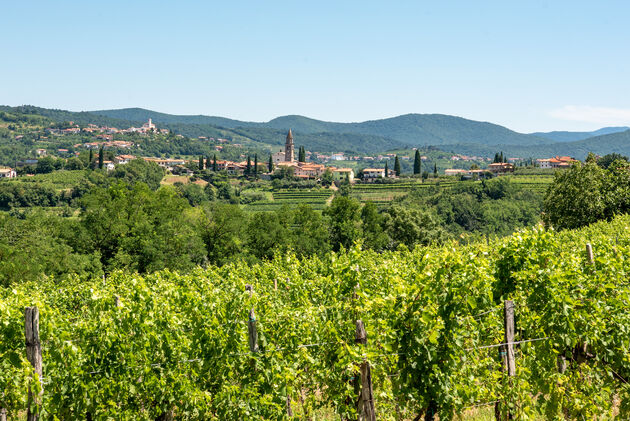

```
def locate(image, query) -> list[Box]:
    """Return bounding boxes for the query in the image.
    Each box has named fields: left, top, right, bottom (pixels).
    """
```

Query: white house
left=0, top=168, right=17, bottom=178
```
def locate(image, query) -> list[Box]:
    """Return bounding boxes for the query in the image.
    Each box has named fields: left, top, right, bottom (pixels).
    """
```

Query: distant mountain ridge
left=531, top=126, right=630, bottom=143
left=5, top=105, right=630, bottom=158
left=91, top=108, right=550, bottom=147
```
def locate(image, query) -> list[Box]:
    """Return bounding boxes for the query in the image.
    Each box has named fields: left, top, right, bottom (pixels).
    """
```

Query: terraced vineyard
left=509, top=174, right=554, bottom=193
left=350, top=180, right=456, bottom=205
left=243, top=189, right=333, bottom=212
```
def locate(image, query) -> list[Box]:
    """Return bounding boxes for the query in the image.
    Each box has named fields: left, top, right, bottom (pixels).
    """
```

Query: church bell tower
left=285, top=129, right=294, bottom=162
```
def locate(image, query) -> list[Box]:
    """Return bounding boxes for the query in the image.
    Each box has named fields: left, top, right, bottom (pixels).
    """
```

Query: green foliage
left=414, top=149, right=421, bottom=174
left=542, top=161, right=630, bottom=230
left=1, top=216, right=629, bottom=418
left=394, top=155, right=401, bottom=176
left=79, top=182, right=206, bottom=273
left=597, top=152, right=628, bottom=169
left=323, top=196, right=362, bottom=251
left=109, top=159, right=165, bottom=190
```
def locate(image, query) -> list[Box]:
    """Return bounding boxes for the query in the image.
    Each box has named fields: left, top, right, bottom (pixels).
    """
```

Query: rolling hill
left=4, top=105, right=630, bottom=159
left=530, top=126, right=630, bottom=142
left=441, top=129, right=630, bottom=160
left=92, top=108, right=551, bottom=147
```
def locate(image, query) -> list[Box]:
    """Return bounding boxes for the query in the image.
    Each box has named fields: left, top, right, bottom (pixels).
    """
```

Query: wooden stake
left=496, top=300, right=515, bottom=420
left=0, top=408, right=6, bottom=421
left=248, top=308, right=258, bottom=353
left=114, top=295, right=121, bottom=308
left=357, top=359, right=376, bottom=421
left=355, top=320, right=367, bottom=345
left=586, top=243, right=594, bottom=264
left=274, top=278, right=278, bottom=291
left=354, top=320, right=376, bottom=420
left=25, top=307, right=42, bottom=421
left=504, top=300, right=516, bottom=377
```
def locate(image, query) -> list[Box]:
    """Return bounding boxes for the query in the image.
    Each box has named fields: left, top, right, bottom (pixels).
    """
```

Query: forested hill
left=6, top=105, right=630, bottom=157
left=441, top=128, right=630, bottom=160
left=92, top=108, right=550, bottom=147
left=531, top=126, right=630, bottom=142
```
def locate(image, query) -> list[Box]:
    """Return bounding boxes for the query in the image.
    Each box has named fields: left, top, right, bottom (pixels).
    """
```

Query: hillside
left=6, top=105, right=630, bottom=158
left=531, top=126, right=630, bottom=142
left=442, top=129, right=630, bottom=160
left=92, top=108, right=551, bottom=147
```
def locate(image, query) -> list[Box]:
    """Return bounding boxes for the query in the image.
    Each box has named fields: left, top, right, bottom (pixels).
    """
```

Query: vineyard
left=1, top=215, right=630, bottom=419
left=244, top=190, right=333, bottom=212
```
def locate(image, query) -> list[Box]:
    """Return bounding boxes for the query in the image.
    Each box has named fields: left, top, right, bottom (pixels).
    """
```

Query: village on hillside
left=0, top=118, right=582, bottom=183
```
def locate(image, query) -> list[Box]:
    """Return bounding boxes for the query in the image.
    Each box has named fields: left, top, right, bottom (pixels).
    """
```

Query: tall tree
left=88, top=149, right=94, bottom=169
left=98, top=147, right=104, bottom=170
left=394, top=155, right=401, bottom=176
left=199, top=155, right=204, bottom=170
left=213, top=154, right=217, bottom=171
left=253, top=154, right=258, bottom=178
left=246, top=155, right=251, bottom=176
left=268, top=155, right=274, bottom=172
left=433, top=163, right=438, bottom=177
left=413, top=150, right=421, bottom=175
left=384, top=161, right=389, bottom=178
left=323, top=196, right=362, bottom=251
left=206, top=156, right=211, bottom=169
left=298, top=146, right=306, bottom=162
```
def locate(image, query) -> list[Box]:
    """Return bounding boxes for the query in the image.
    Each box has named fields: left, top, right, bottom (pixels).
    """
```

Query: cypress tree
left=433, top=162, right=438, bottom=177
left=254, top=154, right=258, bottom=178
left=394, top=155, right=401, bottom=176
left=98, top=147, right=104, bottom=170
left=213, top=154, right=217, bottom=171
left=88, top=149, right=93, bottom=169
left=298, top=146, right=306, bottom=162
left=413, top=150, right=421, bottom=174
left=199, top=155, right=204, bottom=170
left=206, top=156, right=210, bottom=169
left=268, top=155, right=274, bottom=172
left=384, top=161, right=389, bottom=178
left=494, top=152, right=500, bottom=163
left=246, top=155, right=251, bottom=176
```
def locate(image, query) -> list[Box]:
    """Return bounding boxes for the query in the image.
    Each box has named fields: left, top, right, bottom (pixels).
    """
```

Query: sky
left=1, top=0, right=629, bottom=132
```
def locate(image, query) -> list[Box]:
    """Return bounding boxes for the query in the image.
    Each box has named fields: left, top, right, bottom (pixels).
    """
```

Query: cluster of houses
left=536, top=156, right=578, bottom=169
left=77, top=140, right=134, bottom=150
left=445, top=156, right=580, bottom=177
left=46, top=119, right=170, bottom=137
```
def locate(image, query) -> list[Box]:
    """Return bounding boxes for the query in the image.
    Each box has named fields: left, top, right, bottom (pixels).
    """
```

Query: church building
left=272, top=129, right=295, bottom=164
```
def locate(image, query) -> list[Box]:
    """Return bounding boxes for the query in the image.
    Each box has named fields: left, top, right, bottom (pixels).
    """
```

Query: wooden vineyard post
left=245, top=285, right=258, bottom=353
left=586, top=243, right=594, bottom=264
left=248, top=308, right=258, bottom=353
left=504, top=300, right=516, bottom=377
left=274, top=278, right=278, bottom=291
left=355, top=320, right=376, bottom=421
left=495, top=300, right=515, bottom=421
left=0, top=408, right=6, bottom=421
left=25, top=307, right=43, bottom=421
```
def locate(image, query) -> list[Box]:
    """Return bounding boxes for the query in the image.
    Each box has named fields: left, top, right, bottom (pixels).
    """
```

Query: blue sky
left=1, top=0, right=629, bottom=132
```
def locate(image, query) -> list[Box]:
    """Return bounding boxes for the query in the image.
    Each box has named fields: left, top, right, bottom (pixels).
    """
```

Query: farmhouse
left=0, top=168, right=17, bottom=178
left=537, top=156, right=578, bottom=169
left=487, top=162, right=515, bottom=174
